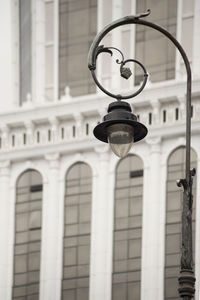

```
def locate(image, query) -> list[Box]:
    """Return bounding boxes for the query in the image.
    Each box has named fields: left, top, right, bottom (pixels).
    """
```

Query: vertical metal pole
left=186, top=68, right=192, bottom=183
left=177, top=56, right=195, bottom=300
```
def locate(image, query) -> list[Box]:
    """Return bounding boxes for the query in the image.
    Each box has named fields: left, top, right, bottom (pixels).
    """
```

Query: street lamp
left=93, top=100, right=148, bottom=157
left=88, top=9, right=196, bottom=300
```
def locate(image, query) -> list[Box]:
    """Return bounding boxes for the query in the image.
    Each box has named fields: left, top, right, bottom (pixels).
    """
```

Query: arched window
left=165, top=147, right=197, bottom=299
left=59, top=0, right=97, bottom=97
left=62, top=162, right=92, bottom=300
left=112, top=155, right=144, bottom=300
left=12, top=169, right=43, bottom=299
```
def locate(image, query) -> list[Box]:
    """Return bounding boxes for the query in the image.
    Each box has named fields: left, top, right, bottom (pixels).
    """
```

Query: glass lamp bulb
left=107, top=123, right=134, bottom=158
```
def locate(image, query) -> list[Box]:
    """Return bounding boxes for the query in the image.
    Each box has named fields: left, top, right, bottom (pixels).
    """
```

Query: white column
left=194, top=148, right=200, bottom=300
left=90, top=146, right=113, bottom=300
left=96, top=0, right=103, bottom=93
left=142, top=138, right=162, bottom=300
left=192, top=0, right=200, bottom=79
left=157, top=151, right=168, bottom=300
left=0, top=1, right=14, bottom=110
left=1, top=125, right=10, bottom=149
left=40, top=153, right=60, bottom=300
left=175, top=0, right=183, bottom=80
left=54, top=0, right=59, bottom=101
left=0, top=161, right=10, bottom=299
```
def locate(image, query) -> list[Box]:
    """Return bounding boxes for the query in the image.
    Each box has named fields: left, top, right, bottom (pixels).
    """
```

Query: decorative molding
left=94, top=144, right=109, bottom=154
left=24, top=121, right=35, bottom=144
left=60, top=86, right=72, bottom=102
left=178, top=96, right=186, bottom=119
left=0, top=160, right=10, bottom=176
left=73, top=112, right=83, bottom=125
left=73, top=152, right=84, bottom=162
left=22, top=93, right=33, bottom=108
left=146, top=137, right=161, bottom=154
left=49, top=117, right=59, bottom=142
left=146, top=136, right=161, bottom=146
left=94, top=144, right=110, bottom=162
left=0, top=82, right=199, bottom=159
left=45, top=153, right=60, bottom=170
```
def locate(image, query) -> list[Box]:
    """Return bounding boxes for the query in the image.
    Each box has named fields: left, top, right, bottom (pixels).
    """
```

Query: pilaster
left=194, top=146, right=200, bottom=300
left=0, top=1, right=14, bottom=110
left=90, top=145, right=113, bottom=300
left=142, top=137, right=162, bottom=300
left=1, top=125, right=10, bottom=149
left=0, top=161, right=10, bottom=300
left=175, top=0, right=183, bottom=80
left=40, top=153, right=60, bottom=300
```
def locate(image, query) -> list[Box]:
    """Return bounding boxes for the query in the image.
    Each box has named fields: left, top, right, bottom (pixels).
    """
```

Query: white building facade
left=0, top=0, right=200, bottom=300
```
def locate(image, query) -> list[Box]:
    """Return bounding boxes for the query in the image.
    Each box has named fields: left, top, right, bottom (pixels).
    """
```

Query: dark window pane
left=13, top=169, right=43, bottom=299
left=135, top=0, right=177, bottom=84
left=62, top=162, right=92, bottom=299
left=19, top=0, right=32, bottom=105
left=59, top=0, right=97, bottom=97
left=112, top=155, right=143, bottom=300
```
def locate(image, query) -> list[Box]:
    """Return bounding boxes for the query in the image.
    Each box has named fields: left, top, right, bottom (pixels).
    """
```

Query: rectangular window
left=45, top=0, right=54, bottom=101
left=13, top=170, right=43, bottom=300
left=19, top=0, right=32, bottom=105
left=59, top=0, right=97, bottom=97
left=113, top=155, right=143, bottom=300
left=135, top=0, right=177, bottom=84
left=62, top=163, right=92, bottom=300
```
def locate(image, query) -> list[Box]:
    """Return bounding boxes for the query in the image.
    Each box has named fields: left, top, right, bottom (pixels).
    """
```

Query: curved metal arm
left=88, top=10, right=191, bottom=184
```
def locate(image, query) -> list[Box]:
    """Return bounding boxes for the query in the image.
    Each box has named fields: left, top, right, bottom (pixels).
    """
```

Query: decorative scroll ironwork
left=91, top=45, right=148, bottom=101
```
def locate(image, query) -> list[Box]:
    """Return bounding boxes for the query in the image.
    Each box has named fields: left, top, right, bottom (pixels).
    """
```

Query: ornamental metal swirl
left=91, top=45, right=148, bottom=101
left=88, top=10, right=151, bottom=101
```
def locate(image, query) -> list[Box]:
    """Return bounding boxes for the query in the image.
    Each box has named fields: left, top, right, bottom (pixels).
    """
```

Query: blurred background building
left=0, top=0, right=200, bottom=299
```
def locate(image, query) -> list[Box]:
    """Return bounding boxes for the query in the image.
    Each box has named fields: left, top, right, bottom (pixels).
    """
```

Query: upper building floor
left=0, top=0, right=200, bottom=160
left=0, top=0, right=200, bottom=111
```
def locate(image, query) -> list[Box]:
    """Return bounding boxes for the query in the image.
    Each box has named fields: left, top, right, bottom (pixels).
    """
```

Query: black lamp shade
left=94, top=101, right=148, bottom=143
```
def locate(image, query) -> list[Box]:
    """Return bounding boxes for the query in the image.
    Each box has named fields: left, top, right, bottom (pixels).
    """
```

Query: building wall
left=0, top=0, right=200, bottom=299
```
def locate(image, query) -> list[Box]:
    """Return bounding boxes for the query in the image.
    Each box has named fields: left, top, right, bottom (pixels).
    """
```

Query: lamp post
left=88, top=9, right=196, bottom=300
